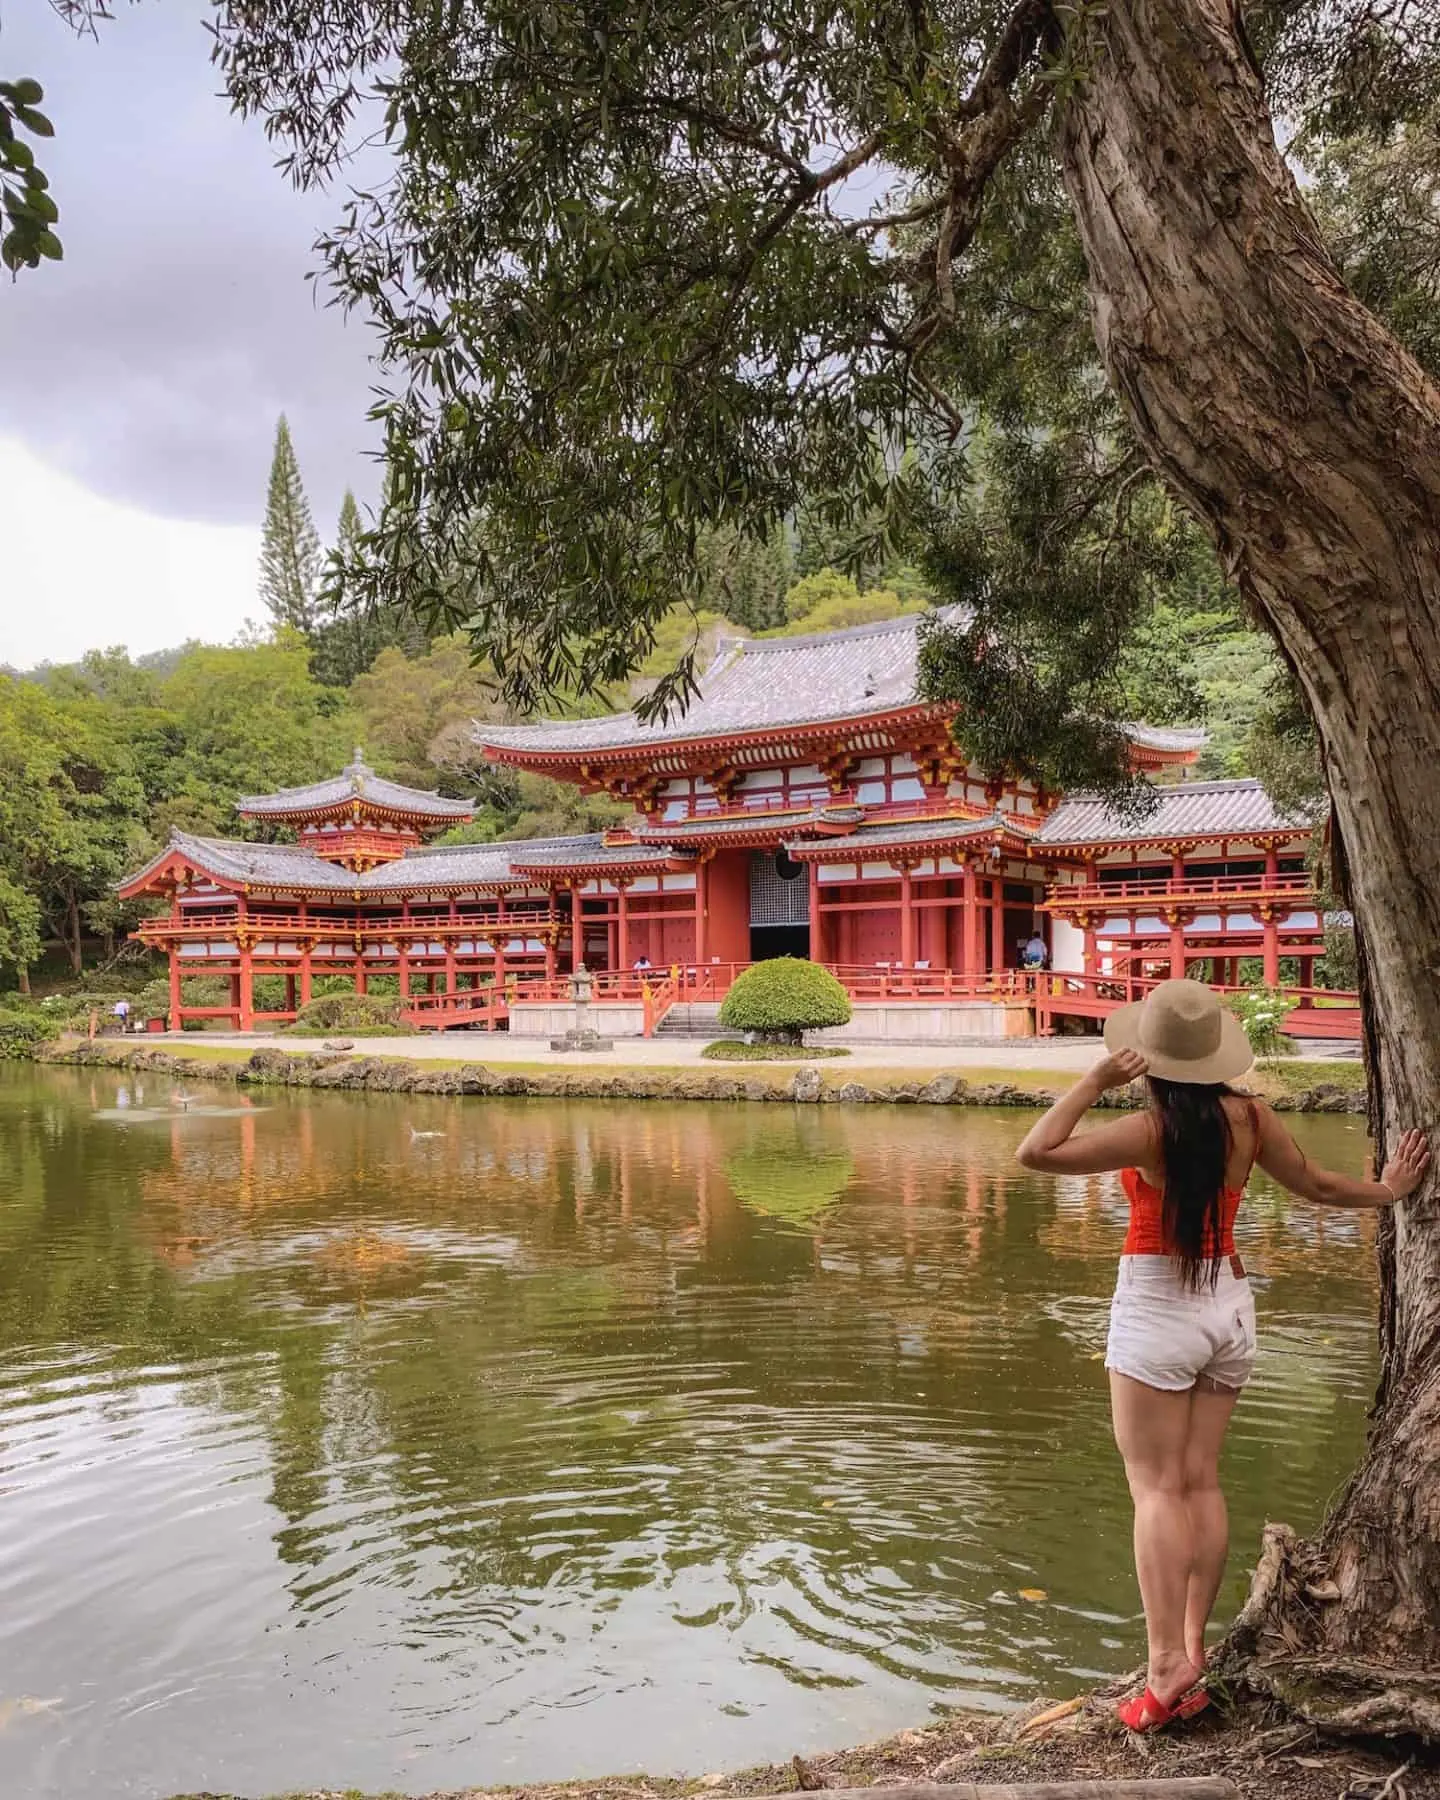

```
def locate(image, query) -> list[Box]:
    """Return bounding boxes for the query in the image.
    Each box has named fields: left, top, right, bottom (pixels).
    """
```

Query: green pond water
left=0, top=1064, right=1380, bottom=1799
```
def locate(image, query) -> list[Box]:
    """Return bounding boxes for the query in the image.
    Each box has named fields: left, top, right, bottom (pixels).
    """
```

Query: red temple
left=119, top=617, right=1355, bottom=1040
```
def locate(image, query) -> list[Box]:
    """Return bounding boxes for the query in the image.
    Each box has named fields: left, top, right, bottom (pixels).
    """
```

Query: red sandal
left=1117, top=1682, right=1211, bottom=1733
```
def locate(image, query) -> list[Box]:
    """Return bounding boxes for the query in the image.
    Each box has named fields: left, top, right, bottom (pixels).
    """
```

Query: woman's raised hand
left=1380, top=1128, right=1431, bottom=1202
left=1088, top=1048, right=1149, bottom=1092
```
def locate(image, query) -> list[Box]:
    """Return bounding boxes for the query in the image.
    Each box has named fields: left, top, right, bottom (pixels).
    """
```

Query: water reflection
left=0, top=1067, right=1379, bottom=1800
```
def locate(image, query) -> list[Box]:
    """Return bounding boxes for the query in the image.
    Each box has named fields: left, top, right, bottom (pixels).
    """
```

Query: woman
left=1015, top=979, right=1428, bottom=1732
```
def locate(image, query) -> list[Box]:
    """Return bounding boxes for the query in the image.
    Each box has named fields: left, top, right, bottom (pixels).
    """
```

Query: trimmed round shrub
left=718, top=957, right=851, bottom=1044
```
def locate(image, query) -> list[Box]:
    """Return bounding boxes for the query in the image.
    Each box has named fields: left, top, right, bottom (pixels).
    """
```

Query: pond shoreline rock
left=26, top=1041, right=1368, bottom=1113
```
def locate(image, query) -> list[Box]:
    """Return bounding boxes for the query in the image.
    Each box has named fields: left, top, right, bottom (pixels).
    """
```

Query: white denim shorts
left=1105, top=1255, right=1257, bottom=1392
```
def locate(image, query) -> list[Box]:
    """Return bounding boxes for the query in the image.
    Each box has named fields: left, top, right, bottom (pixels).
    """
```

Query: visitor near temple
left=1014, top=980, right=1430, bottom=1734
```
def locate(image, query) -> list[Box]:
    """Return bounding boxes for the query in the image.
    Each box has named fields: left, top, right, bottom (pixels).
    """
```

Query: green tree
left=350, top=635, right=498, bottom=791
left=259, top=416, right=324, bottom=634
left=0, top=677, right=149, bottom=978
left=160, top=633, right=355, bottom=831
left=312, top=489, right=431, bottom=685
left=0, top=873, right=42, bottom=990
left=779, top=569, right=922, bottom=635
left=213, top=0, right=1440, bottom=1720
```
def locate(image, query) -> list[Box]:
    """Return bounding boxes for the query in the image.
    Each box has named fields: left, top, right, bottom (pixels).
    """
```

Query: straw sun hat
left=1103, top=978, right=1254, bottom=1085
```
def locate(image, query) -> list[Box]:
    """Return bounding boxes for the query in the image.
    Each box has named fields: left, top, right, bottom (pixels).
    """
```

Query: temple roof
left=120, top=829, right=683, bottom=898
left=784, top=810, right=1031, bottom=858
left=1037, top=778, right=1313, bottom=848
left=236, top=750, right=474, bottom=822
left=478, top=612, right=1205, bottom=770
left=506, top=838, right=687, bottom=870
left=123, top=833, right=363, bottom=895
left=1122, top=724, right=1209, bottom=755
left=478, top=613, right=951, bottom=760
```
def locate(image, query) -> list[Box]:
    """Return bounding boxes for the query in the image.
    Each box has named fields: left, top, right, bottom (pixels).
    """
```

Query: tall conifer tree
left=258, top=415, right=322, bottom=634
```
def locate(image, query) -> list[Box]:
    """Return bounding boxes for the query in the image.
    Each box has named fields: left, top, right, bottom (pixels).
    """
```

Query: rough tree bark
left=1057, top=0, right=1440, bottom=1735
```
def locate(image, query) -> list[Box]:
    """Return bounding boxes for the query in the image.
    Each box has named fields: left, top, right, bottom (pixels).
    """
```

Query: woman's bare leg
left=1110, top=1371, right=1201, bottom=1706
left=1182, top=1379, right=1240, bottom=1670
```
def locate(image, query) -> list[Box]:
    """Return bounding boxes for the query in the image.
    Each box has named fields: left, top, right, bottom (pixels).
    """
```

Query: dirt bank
left=168, top=1686, right=1435, bottom=1800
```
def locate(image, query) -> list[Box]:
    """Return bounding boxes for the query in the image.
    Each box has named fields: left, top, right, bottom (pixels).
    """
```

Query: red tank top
left=1121, top=1101, right=1259, bottom=1258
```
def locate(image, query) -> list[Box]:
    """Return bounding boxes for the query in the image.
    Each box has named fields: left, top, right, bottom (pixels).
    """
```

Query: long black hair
left=1147, top=1078, right=1238, bottom=1291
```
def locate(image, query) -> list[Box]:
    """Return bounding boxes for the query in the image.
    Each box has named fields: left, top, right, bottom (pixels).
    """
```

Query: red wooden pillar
left=398, top=898, right=411, bottom=999
left=962, top=861, right=978, bottom=981
left=284, top=974, right=296, bottom=1015
left=354, top=955, right=368, bottom=996
left=695, top=856, right=709, bottom=966
left=570, top=883, right=584, bottom=970
left=168, top=948, right=182, bottom=1030
left=1081, top=915, right=1097, bottom=975
left=1167, top=912, right=1187, bottom=978
left=899, top=862, right=915, bottom=968
left=617, top=882, right=631, bottom=970
left=1262, top=911, right=1281, bottom=986
left=988, top=876, right=1005, bottom=971
left=808, top=860, right=822, bottom=963
left=237, top=944, right=255, bottom=1031
left=299, top=945, right=313, bottom=1008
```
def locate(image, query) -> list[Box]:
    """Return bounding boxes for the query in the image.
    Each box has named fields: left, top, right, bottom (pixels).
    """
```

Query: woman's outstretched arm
left=1254, top=1103, right=1429, bottom=1208
left=1015, top=1049, right=1155, bottom=1174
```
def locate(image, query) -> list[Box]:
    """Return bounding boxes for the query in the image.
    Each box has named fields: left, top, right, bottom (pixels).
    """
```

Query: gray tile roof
left=633, top=803, right=866, bottom=841
left=237, top=751, right=474, bottom=820
left=146, top=832, right=361, bottom=892
left=785, top=810, right=1027, bottom=856
left=1037, top=779, right=1314, bottom=846
left=508, top=839, right=690, bottom=869
left=1123, top=724, right=1209, bottom=753
left=478, top=611, right=1207, bottom=765
left=357, top=841, right=540, bottom=889
left=125, top=830, right=645, bottom=896
left=478, top=611, right=952, bottom=755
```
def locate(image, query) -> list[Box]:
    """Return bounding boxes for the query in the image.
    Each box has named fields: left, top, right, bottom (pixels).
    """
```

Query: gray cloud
left=1, top=2, right=382, bottom=536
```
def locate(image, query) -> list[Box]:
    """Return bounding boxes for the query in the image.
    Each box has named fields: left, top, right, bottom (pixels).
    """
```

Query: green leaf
left=11, top=79, right=43, bottom=107
left=36, top=227, right=62, bottom=260
left=1, top=226, right=34, bottom=272
left=16, top=108, right=54, bottom=140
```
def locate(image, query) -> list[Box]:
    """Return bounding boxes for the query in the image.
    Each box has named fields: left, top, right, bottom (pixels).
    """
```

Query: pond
left=0, top=1064, right=1380, bottom=1799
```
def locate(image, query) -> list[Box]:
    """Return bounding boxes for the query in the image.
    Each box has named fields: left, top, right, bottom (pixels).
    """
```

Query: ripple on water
left=0, top=1072, right=1381, bottom=1799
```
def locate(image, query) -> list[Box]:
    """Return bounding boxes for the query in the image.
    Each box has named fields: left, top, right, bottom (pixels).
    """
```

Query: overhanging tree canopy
left=201, top=0, right=1440, bottom=1735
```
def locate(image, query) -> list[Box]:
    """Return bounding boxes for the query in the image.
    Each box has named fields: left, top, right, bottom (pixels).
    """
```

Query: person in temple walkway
left=1014, top=979, right=1429, bottom=1732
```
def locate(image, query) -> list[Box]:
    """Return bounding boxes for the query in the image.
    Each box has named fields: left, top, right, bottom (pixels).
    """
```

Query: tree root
left=1215, top=1523, right=1440, bottom=1741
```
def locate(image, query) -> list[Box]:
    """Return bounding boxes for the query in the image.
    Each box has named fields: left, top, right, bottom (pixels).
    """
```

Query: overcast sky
left=0, top=1, right=382, bottom=668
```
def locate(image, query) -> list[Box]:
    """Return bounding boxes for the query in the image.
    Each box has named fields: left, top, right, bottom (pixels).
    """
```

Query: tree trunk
left=66, top=892, right=84, bottom=976
left=1057, top=0, right=1440, bottom=1737
left=16, top=963, right=31, bottom=996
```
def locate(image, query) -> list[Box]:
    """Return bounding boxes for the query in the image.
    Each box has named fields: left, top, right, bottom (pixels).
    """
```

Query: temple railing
left=135, top=906, right=561, bottom=943
left=1045, top=873, right=1315, bottom=911
left=1031, top=971, right=1360, bottom=1039
left=821, top=964, right=1036, bottom=1003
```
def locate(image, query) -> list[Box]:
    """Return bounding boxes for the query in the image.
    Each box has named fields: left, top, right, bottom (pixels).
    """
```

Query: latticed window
left=749, top=849, right=810, bottom=925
